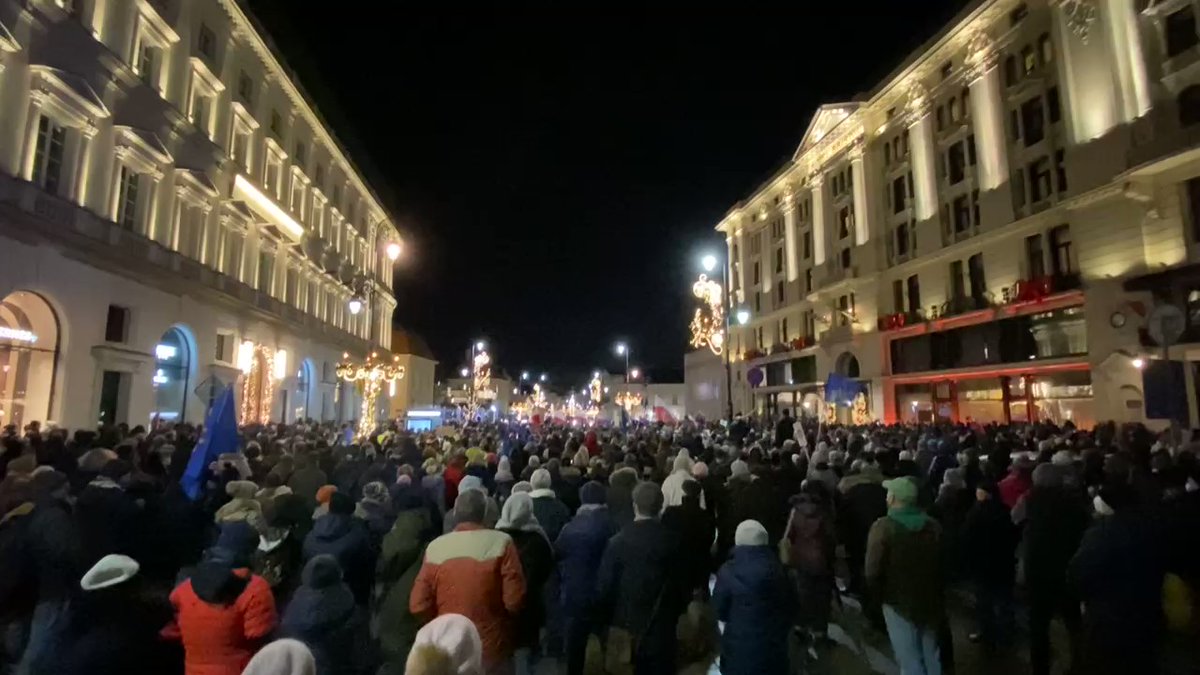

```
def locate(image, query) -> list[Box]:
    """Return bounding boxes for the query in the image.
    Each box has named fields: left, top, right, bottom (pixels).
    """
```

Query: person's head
left=681, top=479, right=703, bottom=504
left=361, top=481, right=388, bottom=505
left=632, top=482, right=663, bottom=520
left=579, top=480, right=607, bottom=506
left=511, top=480, right=533, bottom=495
left=975, top=480, right=999, bottom=502
left=672, top=452, right=693, bottom=474
left=241, top=638, right=317, bottom=675
left=226, top=480, right=258, bottom=501
left=211, top=521, right=259, bottom=567
left=406, top=614, right=484, bottom=675
left=497, top=492, right=536, bottom=531
left=530, top=468, right=552, bottom=491
left=882, top=476, right=918, bottom=509
left=730, top=459, right=750, bottom=479
left=302, top=554, right=343, bottom=589
left=734, top=519, right=768, bottom=547
left=328, top=492, right=354, bottom=516
left=453, top=489, right=487, bottom=525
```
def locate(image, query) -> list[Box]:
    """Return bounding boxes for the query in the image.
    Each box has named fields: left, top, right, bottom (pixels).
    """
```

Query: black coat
left=716, top=477, right=775, bottom=565
left=26, top=495, right=84, bottom=602
left=303, top=514, right=375, bottom=605
left=1022, top=485, right=1089, bottom=592
left=596, top=519, right=685, bottom=648
left=713, top=546, right=795, bottom=675
left=1069, top=509, right=1166, bottom=644
left=40, top=583, right=178, bottom=675
left=75, top=482, right=141, bottom=568
left=662, top=497, right=714, bottom=591
left=281, top=581, right=374, bottom=675
left=500, top=528, right=554, bottom=648
left=962, top=497, right=1018, bottom=587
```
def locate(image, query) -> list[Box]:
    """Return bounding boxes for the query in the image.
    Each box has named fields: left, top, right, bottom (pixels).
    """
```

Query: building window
left=895, top=222, right=910, bottom=256
left=270, top=110, right=283, bottom=139
left=1026, top=233, right=1046, bottom=278
left=265, top=152, right=284, bottom=199
left=948, top=142, right=966, bottom=185
left=294, top=141, right=307, bottom=167
left=1021, top=96, right=1046, bottom=147
left=1167, top=5, right=1199, bottom=58
left=1039, top=32, right=1053, bottom=65
left=752, top=261, right=760, bottom=285
left=940, top=61, right=953, bottom=80
left=1049, top=224, right=1074, bottom=276
left=803, top=231, right=812, bottom=259
left=116, top=166, right=141, bottom=230
left=31, top=115, right=66, bottom=194
left=1010, top=108, right=1022, bottom=142
left=953, top=195, right=971, bottom=233
left=775, top=280, right=784, bottom=304
left=804, top=268, right=813, bottom=294
left=893, top=279, right=905, bottom=314
left=136, top=41, right=159, bottom=90
left=1029, top=157, right=1052, bottom=203
left=838, top=206, right=852, bottom=239
left=1189, top=178, right=1200, bottom=242
left=1047, top=86, right=1062, bottom=124
left=189, top=90, right=212, bottom=135
left=105, top=305, right=129, bottom=343
left=839, top=247, right=851, bottom=270
left=1021, top=45, right=1037, bottom=75
left=907, top=275, right=921, bottom=313
left=968, top=253, right=986, bottom=300
left=774, top=248, right=784, bottom=274
left=950, top=260, right=965, bottom=299
left=1054, top=149, right=1068, bottom=194
left=238, top=71, right=254, bottom=104
left=1004, top=55, right=1019, bottom=87
left=215, top=331, right=233, bottom=363
left=1180, top=86, right=1200, bottom=127
left=198, top=24, right=216, bottom=60
left=224, top=232, right=243, bottom=281
left=258, top=249, right=274, bottom=294
left=892, top=175, right=907, bottom=213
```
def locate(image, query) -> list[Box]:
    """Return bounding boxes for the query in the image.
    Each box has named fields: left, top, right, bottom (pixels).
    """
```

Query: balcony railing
left=878, top=309, right=925, bottom=332
left=1000, top=272, right=1082, bottom=305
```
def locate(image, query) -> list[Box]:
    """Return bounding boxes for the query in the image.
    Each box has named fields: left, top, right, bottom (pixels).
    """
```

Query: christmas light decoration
left=852, top=392, right=871, bottom=425
left=239, top=342, right=279, bottom=425
left=689, top=273, right=726, bottom=356
left=615, top=390, right=643, bottom=411
left=336, top=352, right=405, bottom=439
left=470, top=349, right=493, bottom=417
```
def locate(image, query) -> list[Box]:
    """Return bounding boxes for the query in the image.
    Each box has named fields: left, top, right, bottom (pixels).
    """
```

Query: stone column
left=170, top=187, right=189, bottom=252
left=905, top=85, right=938, bottom=222
left=734, top=226, right=747, bottom=304
left=145, top=171, right=164, bottom=241
left=20, top=92, right=47, bottom=181
left=782, top=190, right=799, bottom=282
left=850, top=144, right=870, bottom=246
left=965, top=32, right=1008, bottom=191
left=811, top=175, right=828, bottom=266
left=760, top=228, right=772, bottom=294
left=1097, top=0, right=1150, bottom=122
left=71, top=123, right=98, bottom=207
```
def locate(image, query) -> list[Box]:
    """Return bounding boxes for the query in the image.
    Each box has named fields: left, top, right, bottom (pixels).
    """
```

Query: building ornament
left=903, top=81, right=931, bottom=126
left=802, top=114, right=864, bottom=175
left=1054, top=0, right=1098, bottom=43
left=963, top=31, right=998, bottom=82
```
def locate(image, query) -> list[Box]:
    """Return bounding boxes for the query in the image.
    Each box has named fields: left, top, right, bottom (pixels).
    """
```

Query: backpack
left=0, top=502, right=37, bottom=622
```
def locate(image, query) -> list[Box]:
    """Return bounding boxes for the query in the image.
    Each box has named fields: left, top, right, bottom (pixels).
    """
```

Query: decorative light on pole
left=385, top=241, right=402, bottom=261
left=614, top=342, right=631, bottom=382
left=336, top=352, right=405, bottom=440
left=348, top=297, right=364, bottom=315
left=689, top=273, right=726, bottom=355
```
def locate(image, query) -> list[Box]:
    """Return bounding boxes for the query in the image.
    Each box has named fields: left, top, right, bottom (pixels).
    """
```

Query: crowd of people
left=0, top=410, right=1197, bottom=675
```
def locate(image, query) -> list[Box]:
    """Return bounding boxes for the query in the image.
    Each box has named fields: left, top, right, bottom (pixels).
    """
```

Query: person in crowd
left=606, top=467, right=639, bottom=531
left=929, top=466, right=973, bottom=586
left=164, top=521, right=279, bottom=675
left=280, top=555, right=372, bottom=675
left=241, top=639, right=317, bottom=675
left=528, top=468, right=570, bottom=542
left=40, top=553, right=175, bottom=675
left=865, top=476, right=945, bottom=675
left=661, top=451, right=700, bottom=509
left=554, top=479, right=612, bottom=674
left=496, top=492, right=553, bottom=675
left=410, top=489, right=526, bottom=673
left=712, top=520, right=795, bottom=675
left=998, top=453, right=1034, bottom=510
left=783, top=490, right=836, bottom=642
left=837, top=456, right=887, bottom=594
left=405, top=614, right=484, bottom=675
left=74, top=459, right=140, bottom=567
left=661, top=479, right=714, bottom=598
left=774, top=409, right=795, bottom=448
left=596, top=482, right=684, bottom=674
left=716, top=459, right=770, bottom=565
left=217, top=480, right=265, bottom=525
left=494, top=456, right=515, bottom=502
left=962, top=479, right=1018, bottom=649
left=1070, top=483, right=1166, bottom=675
left=1021, top=462, right=1088, bottom=675
left=375, top=480, right=434, bottom=673
left=302, top=493, right=374, bottom=606
left=288, top=454, right=328, bottom=507
left=353, top=480, right=394, bottom=549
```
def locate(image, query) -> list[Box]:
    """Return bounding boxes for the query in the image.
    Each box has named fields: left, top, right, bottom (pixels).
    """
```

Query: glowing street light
left=615, top=342, right=627, bottom=355
left=348, top=297, right=364, bottom=315
left=475, top=340, right=486, bottom=351
left=736, top=308, right=751, bottom=325
left=460, top=367, right=470, bottom=377
left=539, top=373, right=548, bottom=382
left=701, top=253, right=718, bottom=273
left=1132, top=357, right=1146, bottom=370
left=630, top=367, right=641, bottom=380
left=385, top=241, right=402, bottom=261
left=521, top=371, right=530, bottom=380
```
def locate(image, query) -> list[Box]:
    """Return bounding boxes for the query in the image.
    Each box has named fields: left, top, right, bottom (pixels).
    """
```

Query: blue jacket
left=712, top=545, right=795, bottom=675
left=554, top=505, right=614, bottom=618
left=303, top=514, right=375, bottom=604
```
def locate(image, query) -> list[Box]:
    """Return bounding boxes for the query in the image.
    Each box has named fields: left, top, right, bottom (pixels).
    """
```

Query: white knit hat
left=80, top=554, right=139, bottom=591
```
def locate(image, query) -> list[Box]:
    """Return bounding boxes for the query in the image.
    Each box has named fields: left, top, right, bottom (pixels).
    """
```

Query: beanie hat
left=215, top=521, right=259, bottom=561
left=302, top=554, right=343, bottom=589
left=225, top=480, right=258, bottom=500
left=579, top=480, right=607, bottom=505
left=734, top=519, right=768, bottom=547
left=530, top=468, right=552, bottom=490
left=316, top=485, right=338, bottom=505
left=80, top=554, right=139, bottom=591
left=361, top=481, right=388, bottom=503
left=328, top=491, right=354, bottom=515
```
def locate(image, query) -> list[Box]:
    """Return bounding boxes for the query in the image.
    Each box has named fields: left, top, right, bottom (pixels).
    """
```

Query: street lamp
left=385, top=241, right=402, bottom=261
left=347, top=297, right=364, bottom=315
left=736, top=308, right=751, bottom=325
left=701, top=254, right=718, bottom=273
left=694, top=251, right=748, bottom=423
left=630, top=367, right=641, bottom=380
left=614, top=341, right=630, bottom=382
left=521, top=371, right=530, bottom=380
left=460, top=367, right=469, bottom=377
left=539, top=373, right=548, bottom=382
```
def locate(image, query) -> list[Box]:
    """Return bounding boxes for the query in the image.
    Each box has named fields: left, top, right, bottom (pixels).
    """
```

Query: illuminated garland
left=239, top=343, right=278, bottom=425
left=689, top=274, right=726, bottom=355
left=336, top=351, right=405, bottom=439
left=470, top=350, right=492, bottom=417
left=615, top=390, right=643, bottom=411
left=589, top=374, right=602, bottom=406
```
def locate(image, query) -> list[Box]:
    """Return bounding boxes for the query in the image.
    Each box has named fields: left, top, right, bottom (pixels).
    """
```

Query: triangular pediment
left=793, top=103, right=860, bottom=161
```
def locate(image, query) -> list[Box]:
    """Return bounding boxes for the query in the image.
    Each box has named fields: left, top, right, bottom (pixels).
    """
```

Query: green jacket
left=374, top=509, right=431, bottom=666
left=865, top=514, right=944, bottom=628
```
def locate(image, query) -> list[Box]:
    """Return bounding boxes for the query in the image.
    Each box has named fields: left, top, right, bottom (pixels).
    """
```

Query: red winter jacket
left=161, top=568, right=278, bottom=675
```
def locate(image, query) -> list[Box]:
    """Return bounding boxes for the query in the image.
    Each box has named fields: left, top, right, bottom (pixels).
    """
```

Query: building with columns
left=718, top=0, right=1200, bottom=428
left=0, top=0, right=401, bottom=430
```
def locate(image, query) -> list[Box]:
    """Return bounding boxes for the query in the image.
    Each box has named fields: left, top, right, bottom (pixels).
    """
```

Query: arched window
left=153, top=327, right=192, bottom=422
left=0, top=290, right=59, bottom=428
left=835, top=351, right=861, bottom=378
left=1179, top=85, right=1200, bottom=127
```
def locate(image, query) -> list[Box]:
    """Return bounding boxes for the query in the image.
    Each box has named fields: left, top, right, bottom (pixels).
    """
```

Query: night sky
left=244, top=1, right=968, bottom=389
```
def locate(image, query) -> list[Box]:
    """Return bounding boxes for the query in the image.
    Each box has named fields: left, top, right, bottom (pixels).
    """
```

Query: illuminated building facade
left=718, top=0, right=1200, bottom=428
left=0, top=0, right=400, bottom=428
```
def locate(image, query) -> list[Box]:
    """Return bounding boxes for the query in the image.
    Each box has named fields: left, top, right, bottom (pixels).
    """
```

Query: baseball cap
left=882, top=476, right=918, bottom=503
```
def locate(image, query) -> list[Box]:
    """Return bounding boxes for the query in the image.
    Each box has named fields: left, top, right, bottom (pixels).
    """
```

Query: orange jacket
left=162, top=569, right=278, bottom=675
left=410, top=523, right=526, bottom=667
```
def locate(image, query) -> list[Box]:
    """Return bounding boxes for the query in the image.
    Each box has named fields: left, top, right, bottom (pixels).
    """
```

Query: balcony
left=999, top=272, right=1082, bottom=305
left=819, top=322, right=855, bottom=347
left=938, top=294, right=991, bottom=319
left=878, top=309, right=925, bottom=332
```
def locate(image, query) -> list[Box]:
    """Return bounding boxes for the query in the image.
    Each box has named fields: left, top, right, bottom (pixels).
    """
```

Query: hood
left=190, top=562, right=250, bottom=604
left=529, top=488, right=558, bottom=500
left=311, top=513, right=356, bottom=542
left=728, top=545, right=779, bottom=588
left=281, top=584, right=356, bottom=636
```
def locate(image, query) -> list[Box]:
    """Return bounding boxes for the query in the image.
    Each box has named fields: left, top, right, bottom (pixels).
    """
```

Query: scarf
left=888, top=505, right=929, bottom=531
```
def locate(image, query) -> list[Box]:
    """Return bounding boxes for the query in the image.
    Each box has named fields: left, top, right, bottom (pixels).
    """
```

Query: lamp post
left=698, top=253, right=749, bottom=423
left=614, top=342, right=630, bottom=383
